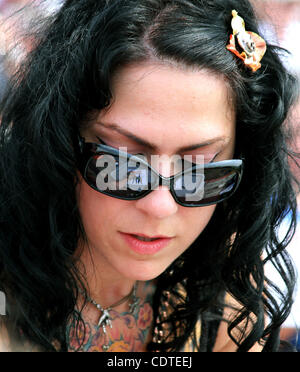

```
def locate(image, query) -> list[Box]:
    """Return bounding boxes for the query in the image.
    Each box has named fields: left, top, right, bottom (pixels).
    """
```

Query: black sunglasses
left=77, top=136, right=243, bottom=207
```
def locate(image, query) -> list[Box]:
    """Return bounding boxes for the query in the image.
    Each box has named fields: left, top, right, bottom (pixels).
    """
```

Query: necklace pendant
left=104, top=317, right=113, bottom=331
left=98, top=309, right=112, bottom=329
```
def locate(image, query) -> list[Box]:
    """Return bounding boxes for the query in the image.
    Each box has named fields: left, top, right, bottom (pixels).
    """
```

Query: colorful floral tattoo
left=67, top=282, right=155, bottom=352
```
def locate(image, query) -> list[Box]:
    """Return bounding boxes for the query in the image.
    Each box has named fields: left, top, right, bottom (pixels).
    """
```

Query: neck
left=75, top=242, right=137, bottom=309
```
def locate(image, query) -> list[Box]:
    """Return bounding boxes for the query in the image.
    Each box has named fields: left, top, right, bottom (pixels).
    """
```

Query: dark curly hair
left=0, top=0, right=299, bottom=352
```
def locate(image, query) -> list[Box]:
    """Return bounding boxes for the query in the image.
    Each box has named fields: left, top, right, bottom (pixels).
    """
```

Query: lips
left=119, top=232, right=173, bottom=255
left=130, top=233, right=172, bottom=241
left=133, top=235, right=160, bottom=242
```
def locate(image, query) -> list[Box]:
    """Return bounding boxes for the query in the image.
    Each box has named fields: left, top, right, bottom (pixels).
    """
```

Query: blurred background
left=252, top=0, right=300, bottom=351
left=0, top=0, right=299, bottom=350
left=0, top=0, right=64, bottom=99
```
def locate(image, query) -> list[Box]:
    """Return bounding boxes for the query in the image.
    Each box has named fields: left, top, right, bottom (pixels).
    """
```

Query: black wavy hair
left=0, top=0, right=299, bottom=352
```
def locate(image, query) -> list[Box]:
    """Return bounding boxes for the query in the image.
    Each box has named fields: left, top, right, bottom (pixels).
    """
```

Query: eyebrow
left=95, top=121, right=228, bottom=152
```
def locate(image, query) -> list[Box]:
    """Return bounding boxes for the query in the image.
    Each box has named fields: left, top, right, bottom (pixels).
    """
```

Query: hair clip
left=226, top=10, right=267, bottom=72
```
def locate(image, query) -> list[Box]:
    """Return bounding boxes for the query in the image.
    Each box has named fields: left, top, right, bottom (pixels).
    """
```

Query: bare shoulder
left=0, top=322, right=41, bottom=352
left=0, top=322, right=11, bottom=352
left=213, top=293, right=264, bottom=352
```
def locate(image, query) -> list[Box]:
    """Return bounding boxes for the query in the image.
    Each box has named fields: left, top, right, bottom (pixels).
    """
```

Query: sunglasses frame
left=78, top=136, right=244, bottom=207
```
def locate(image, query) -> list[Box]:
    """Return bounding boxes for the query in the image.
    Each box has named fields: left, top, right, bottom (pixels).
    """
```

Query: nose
left=135, top=185, right=178, bottom=219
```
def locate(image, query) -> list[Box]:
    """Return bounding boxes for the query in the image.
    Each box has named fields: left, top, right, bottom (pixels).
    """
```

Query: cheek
left=76, top=177, right=118, bottom=242
left=180, top=205, right=216, bottom=246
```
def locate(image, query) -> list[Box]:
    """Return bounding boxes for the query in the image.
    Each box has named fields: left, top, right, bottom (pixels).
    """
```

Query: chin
left=117, top=260, right=169, bottom=282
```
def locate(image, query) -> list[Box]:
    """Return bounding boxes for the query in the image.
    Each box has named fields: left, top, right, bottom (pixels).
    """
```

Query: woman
left=0, top=0, right=299, bottom=352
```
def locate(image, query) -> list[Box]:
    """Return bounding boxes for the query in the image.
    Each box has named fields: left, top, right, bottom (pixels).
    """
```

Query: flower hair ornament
left=226, top=10, right=267, bottom=72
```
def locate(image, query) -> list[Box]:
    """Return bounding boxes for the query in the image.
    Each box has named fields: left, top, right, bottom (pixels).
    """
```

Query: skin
left=73, top=62, right=237, bottom=351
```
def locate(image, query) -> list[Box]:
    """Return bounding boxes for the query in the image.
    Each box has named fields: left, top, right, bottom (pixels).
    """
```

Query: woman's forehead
left=93, top=62, right=236, bottom=148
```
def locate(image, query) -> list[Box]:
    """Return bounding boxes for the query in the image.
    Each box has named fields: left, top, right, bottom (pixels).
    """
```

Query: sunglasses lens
left=84, top=153, right=158, bottom=199
left=174, top=166, right=240, bottom=206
